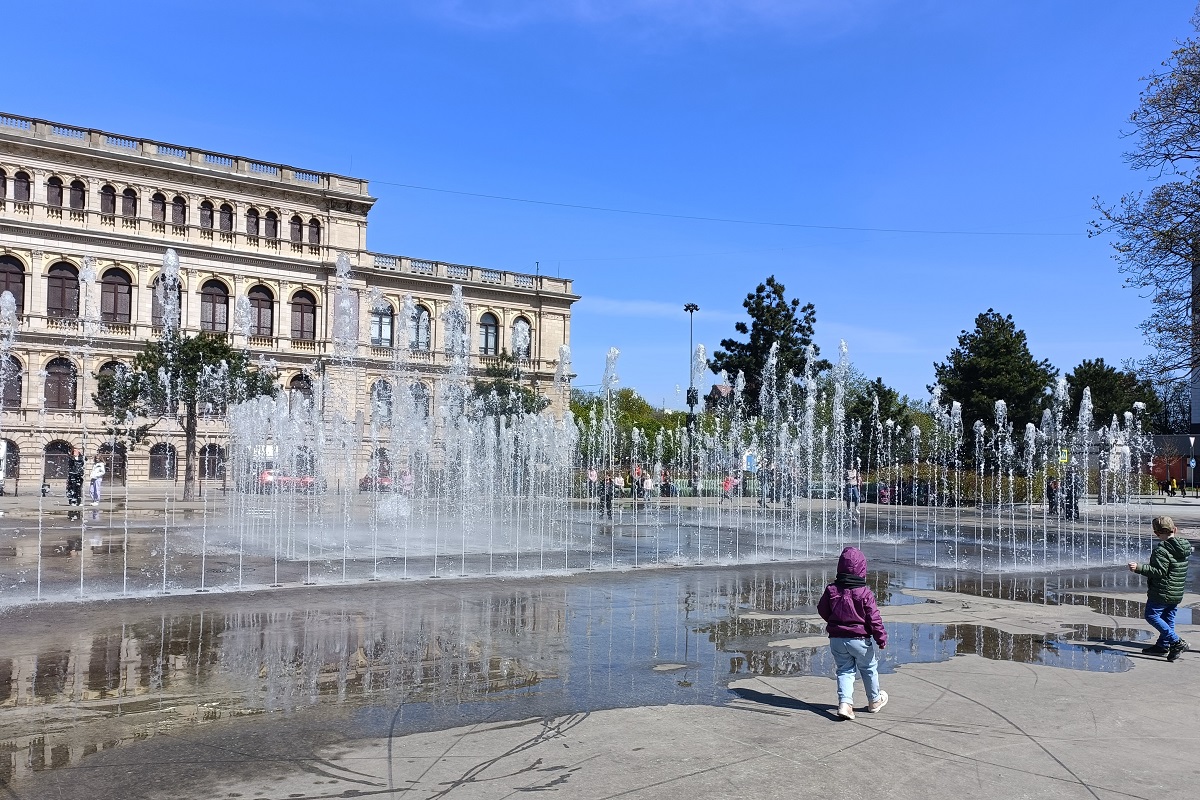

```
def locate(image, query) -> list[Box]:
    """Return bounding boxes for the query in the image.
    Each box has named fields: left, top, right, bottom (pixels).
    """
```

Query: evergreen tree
left=94, top=331, right=277, bottom=500
left=932, top=309, right=1057, bottom=430
left=1064, top=358, right=1161, bottom=429
left=708, top=276, right=829, bottom=414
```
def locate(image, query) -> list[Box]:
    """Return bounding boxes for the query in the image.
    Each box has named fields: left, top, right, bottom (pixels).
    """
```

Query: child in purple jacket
left=817, top=546, right=889, bottom=720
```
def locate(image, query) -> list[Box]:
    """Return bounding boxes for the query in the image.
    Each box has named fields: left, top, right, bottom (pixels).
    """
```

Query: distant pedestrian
left=1129, top=516, right=1193, bottom=661
left=599, top=472, right=614, bottom=519
left=65, top=448, right=84, bottom=506
left=586, top=466, right=598, bottom=498
left=844, top=468, right=860, bottom=514
left=720, top=474, right=738, bottom=504
left=817, top=546, right=889, bottom=720
left=89, top=456, right=105, bottom=506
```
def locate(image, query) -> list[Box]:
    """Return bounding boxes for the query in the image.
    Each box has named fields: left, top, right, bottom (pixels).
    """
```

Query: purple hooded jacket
left=816, top=547, right=887, bottom=648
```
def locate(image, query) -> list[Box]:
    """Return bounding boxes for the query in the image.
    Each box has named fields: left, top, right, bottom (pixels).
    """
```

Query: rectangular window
left=101, top=283, right=132, bottom=323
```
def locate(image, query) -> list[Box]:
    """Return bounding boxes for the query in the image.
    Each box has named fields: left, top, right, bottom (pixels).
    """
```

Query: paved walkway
left=1, top=569, right=1196, bottom=799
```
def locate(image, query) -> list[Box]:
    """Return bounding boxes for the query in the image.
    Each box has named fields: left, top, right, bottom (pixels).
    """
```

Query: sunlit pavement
left=0, top=558, right=1195, bottom=799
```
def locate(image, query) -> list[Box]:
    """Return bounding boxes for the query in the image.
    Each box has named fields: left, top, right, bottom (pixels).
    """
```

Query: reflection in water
left=0, top=564, right=1148, bottom=787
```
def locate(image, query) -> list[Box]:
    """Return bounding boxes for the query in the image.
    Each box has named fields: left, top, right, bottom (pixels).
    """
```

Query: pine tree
left=1065, top=358, right=1161, bottom=429
left=708, top=276, right=829, bottom=414
left=932, top=309, right=1057, bottom=430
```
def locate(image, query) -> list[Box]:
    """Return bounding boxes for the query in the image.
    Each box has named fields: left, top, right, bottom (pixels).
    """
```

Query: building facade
left=0, top=112, right=577, bottom=487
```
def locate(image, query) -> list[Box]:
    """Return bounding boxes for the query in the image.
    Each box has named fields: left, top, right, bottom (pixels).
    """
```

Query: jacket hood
left=1163, top=536, right=1193, bottom=559
left=837, top=546, right=867, bottom=578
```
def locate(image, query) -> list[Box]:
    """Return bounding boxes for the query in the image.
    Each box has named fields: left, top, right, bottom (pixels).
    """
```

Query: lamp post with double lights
left=684, top=303, right=699, bottom=492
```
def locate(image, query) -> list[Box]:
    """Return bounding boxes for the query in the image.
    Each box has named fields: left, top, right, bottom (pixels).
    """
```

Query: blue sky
left=5, top=1, right=1194, bottom=408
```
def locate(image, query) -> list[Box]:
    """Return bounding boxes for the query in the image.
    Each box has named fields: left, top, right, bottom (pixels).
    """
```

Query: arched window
left=264, top=210, right=278, bottom=239
left=171, top=196, right=187, bottom=226
left=43, top=440, right=73, bottom=480
left=13, top=172, right=30, bottom=203
left=69, top=180, right=85, bottom=210
left=46, top=177, right=63, bottom=208
left=478, top=312, right=499, bottom=356
left=410, top=382, right=430, bottom=419
left=199, top=200, right=214, bottom=229
left=370, top=304, right=393, bottom=346
left=512, top=317, right=532, bottom=360
left=288, top=374, right=313, bottom=409
left=0, top=255, right=25, bottom=316
left=121, top=188, right=138, bottom=218
left=370, top=379, right=393, bottom=421
left=413, top=305, right=431, bottom=351
left=219, top=203, right=233, bottom=232
left=2, top=439, right=19, bottom=480
left=290, top=215, right=303, bottom=243
left=200, top=280, right=229, bottom=332
left=0, top=354, right=22, bottom=409
left=151, top=275, right=182, bottom=328
left=148, top=442, right=177, bottom=480
left=245, top=208, right=260, bottom=237
left=100, top=185, right=116, bottom=215
left=46, top=262, right=79, bottom=319
left=290, top=290, right=316, bottom=341
left=99, top=442, right=127, bottom=484
left=308, top=218, right=321, bottom=246
left=247, top=285, right=273, bottom=336
left=199, top=443, right=224, bottom=479
left=97, top=360, right=127, bottom=385
left=0, top=168, right=6, bottom=200
left=43, top=357, right=77, bottom=410
left=100, top=268, right=132, bottom=323
left=151, top=192, right=166, bottom=222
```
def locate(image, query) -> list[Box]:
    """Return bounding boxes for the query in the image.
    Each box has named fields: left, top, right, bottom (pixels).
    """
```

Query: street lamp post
left=1190, top=435, right=1195, bottom=494
left=684, top=303, right=699, bottom=492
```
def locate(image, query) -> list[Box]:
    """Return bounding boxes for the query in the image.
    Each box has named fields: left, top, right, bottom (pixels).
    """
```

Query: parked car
left=359, top=473, right=394, bottom=492
left=256, top=468, right=324, bottom=493
left=803, top=480, right=840, bottom=499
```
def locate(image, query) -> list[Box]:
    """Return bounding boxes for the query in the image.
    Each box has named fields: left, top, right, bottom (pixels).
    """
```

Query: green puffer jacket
left=1135, top=536, right=1193, bottom=606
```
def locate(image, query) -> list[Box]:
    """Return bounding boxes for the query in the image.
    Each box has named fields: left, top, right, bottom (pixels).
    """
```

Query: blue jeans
left=1145, top=602, right=1181, bottom=647
left=830, top=636, right=881, bottom=706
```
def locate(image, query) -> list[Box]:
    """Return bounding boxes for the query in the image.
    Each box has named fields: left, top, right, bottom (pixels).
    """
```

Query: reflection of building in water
left=0, top=587, right=566, bottom=785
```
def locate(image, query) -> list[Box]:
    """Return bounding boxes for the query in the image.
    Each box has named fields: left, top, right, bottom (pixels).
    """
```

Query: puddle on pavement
left=0, top=561, right=1175, bottom=786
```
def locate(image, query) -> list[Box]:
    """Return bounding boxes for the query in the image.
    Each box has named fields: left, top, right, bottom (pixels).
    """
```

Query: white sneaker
left=867, top=690, right=889, bottom=713
left=836, top=703, right=855, bottom=720
left=91, top=501, right=99, bottom=507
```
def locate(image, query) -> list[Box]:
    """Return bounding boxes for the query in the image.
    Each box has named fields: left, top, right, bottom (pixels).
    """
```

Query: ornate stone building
left=0, top=112, right=576, bottom=487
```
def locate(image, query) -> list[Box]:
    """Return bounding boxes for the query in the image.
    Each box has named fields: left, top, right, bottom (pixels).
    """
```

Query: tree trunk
left=183, top=401, right=198, bottom=501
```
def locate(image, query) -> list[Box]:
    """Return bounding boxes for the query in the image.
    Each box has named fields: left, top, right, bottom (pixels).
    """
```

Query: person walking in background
left=817, top=546, right=889, bottom=720
left=89, top=456, right=105, bottom=507
left=599, top=472, right=615, bottom=520
left=586, top=466, right=598, bottom=499
left=844, top=467, right=861, bottom=516
left=1129, top=515, right=1193, bottom=661
left=65, top=447, right=85, bottom=506
left=720, top=473, right=738, bottom=504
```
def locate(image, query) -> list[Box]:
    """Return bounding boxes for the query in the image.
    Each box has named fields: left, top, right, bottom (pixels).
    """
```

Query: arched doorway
left=148, top=443, right=177, bottom=480
left=199, top=443, right=225, bottom=479
left=2, top=439, right=19, bottom=485
left=43, top=440, right=72, bottom=479
left=98, top=442, right=127, bottom=485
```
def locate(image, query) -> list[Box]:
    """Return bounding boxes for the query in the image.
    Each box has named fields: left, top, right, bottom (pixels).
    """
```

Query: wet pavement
left=0, top=558, right=1196, bottom=798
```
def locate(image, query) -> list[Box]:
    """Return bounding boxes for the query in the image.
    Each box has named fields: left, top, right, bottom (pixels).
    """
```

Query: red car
left=359, top=473, right=394, bottom=492
left=256, top=468, right=324, bottom=493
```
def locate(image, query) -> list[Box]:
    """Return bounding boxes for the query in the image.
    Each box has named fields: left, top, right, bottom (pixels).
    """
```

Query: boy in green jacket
left=1128, top=516, right=1193, bottom=662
